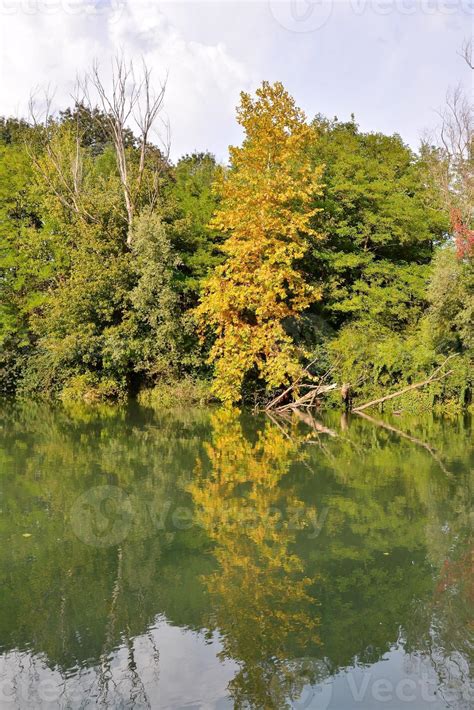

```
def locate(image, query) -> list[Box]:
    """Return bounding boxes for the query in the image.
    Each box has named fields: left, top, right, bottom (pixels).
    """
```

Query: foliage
left=0, top=111, right=214, bottom=400
left=307, top=117, right=447, bottom=332
left=138, top=377, right=213, bottom=409
left=59, top=372, right=127, bottom=404
left=197, top=82, right=324, bottom=403
left=427, top=245, right=474, bottom=354
left=166, top=152, right=222, bottom=303
left=0, top=123, right=48, bottom=392
left=128, top=208, right=184, bottom=376
left=0, top=82, right=471, bottom=409
left=296, top=118, right=470, bottom=412
left=327, top=320, right=470, bottom=413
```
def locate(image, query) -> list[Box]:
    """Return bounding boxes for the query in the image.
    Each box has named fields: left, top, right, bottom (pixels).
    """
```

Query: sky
left=0, top=1, right=472, bottom=161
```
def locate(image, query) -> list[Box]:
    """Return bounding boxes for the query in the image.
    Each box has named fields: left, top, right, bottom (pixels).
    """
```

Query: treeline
left=0, top=65, right=472, bottom=411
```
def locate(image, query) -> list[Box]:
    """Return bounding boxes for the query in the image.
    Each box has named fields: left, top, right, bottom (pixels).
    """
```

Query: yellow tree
left=197, top=82, right=324, bottom=403
left=188, top=409, right=321, bottom=708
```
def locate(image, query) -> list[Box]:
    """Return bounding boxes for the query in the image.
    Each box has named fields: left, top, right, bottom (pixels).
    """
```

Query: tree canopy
left=0, top=76, right=472, bottom=411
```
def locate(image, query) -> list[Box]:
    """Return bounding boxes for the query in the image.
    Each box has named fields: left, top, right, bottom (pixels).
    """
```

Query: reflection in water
left=189, top=409, right=322, bottom=708
left=0, top=402, right=472, bottom=708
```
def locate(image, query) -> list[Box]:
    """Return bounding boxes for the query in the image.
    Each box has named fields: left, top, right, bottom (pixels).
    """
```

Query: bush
left=137, top=377, right=214, bottom=409
left=59, top=373, right=127, bottom=404
left=326, top=319, right=472, bottom=414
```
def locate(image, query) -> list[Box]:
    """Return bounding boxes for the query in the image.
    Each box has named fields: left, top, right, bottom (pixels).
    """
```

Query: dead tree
left=423, top=43, right=473, bottom=255
left=83, top=55, right=169, bottom=244
left=26, top=56, right=169, bottom=243
left=27, top=88, right=98, bottom=225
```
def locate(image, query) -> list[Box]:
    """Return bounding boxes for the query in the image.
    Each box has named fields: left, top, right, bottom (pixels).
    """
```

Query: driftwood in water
left=265, top=379, right=303, bottom=411
left=264, top=358, right=320, bottom=410
left=265, top=359, right=341, bottom=412
left=353, top=356, right=456, bottom=413
left=275, top=383, right=338, bottom=412
left=265, top=357, right=454, bottom=415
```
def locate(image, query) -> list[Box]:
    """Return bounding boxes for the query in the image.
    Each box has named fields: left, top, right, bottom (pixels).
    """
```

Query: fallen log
left=265, top=379, right=300, bottom=411
left=353, top=356, right=456, bottom=413
left=264, top=358, right=319, bottom=410
left=276, top=383, right=338, bottom=412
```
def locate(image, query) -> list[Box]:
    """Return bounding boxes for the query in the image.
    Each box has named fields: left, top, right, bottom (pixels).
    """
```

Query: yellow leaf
left=197, top=82, right=324, bottom=403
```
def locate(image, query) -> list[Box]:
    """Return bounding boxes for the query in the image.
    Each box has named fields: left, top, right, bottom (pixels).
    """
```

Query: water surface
left=0, top=402, right=472, bottom=709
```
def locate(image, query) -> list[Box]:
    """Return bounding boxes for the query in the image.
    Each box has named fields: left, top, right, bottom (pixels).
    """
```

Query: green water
left=0, top=402, right=472, bottom=709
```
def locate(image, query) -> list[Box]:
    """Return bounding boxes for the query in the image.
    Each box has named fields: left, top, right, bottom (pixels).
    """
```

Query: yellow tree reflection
left=189, top=409, right=322, bottom=708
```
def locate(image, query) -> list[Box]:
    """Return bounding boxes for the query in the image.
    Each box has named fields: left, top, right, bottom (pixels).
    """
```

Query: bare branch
left=84, top=53, right=169, bottom=242
left=460, top=38, right=473, bottom=70
left=426, top=81, right=473, bottom=238
left=26, top=86, right=99, bottom=224
left=25, top=53, right=169, bottom=242
left=133, top=63, right=168, bottom=193
left=352, top=356, right=456, bottom=413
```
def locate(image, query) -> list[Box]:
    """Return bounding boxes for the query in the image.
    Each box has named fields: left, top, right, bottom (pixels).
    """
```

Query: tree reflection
left=189, top=408, right=324, bottom=708
left=189, top=408, right=473, bottom=707
left=0, top=402, right=471, bottom=708
left=0, top=401, right=215, bottom=706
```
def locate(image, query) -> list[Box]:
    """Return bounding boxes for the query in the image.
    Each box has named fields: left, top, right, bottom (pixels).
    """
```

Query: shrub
left=138, top=377, right=214, bottom=409
left=59, top=373, right=127, bottom=404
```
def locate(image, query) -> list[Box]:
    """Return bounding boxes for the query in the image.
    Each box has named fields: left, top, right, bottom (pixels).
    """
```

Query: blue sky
left=0, top=1, right=472, bottom=160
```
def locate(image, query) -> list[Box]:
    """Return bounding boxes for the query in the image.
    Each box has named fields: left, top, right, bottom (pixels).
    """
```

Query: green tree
left=129, top=208, right=184, bottom=380
left=167, top=152, right=222, bottom=305
left=428, top=246, right=474, bottom=354
left=309, top=116, right=447, bottom=332
left=0, top=121, right=68, bottom=393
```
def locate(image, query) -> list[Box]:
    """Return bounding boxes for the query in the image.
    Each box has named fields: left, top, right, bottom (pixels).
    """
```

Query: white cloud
left=0, top=1, right=471, bottom=160
left=0, top=0, right=251, bottom=160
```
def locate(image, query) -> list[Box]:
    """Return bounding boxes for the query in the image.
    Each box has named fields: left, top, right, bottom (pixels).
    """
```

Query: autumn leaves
left=197, top=82, right=324, bottom=404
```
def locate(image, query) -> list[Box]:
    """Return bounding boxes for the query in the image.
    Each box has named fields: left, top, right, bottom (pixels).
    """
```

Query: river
left=0, top=402, right=472, bottom=709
